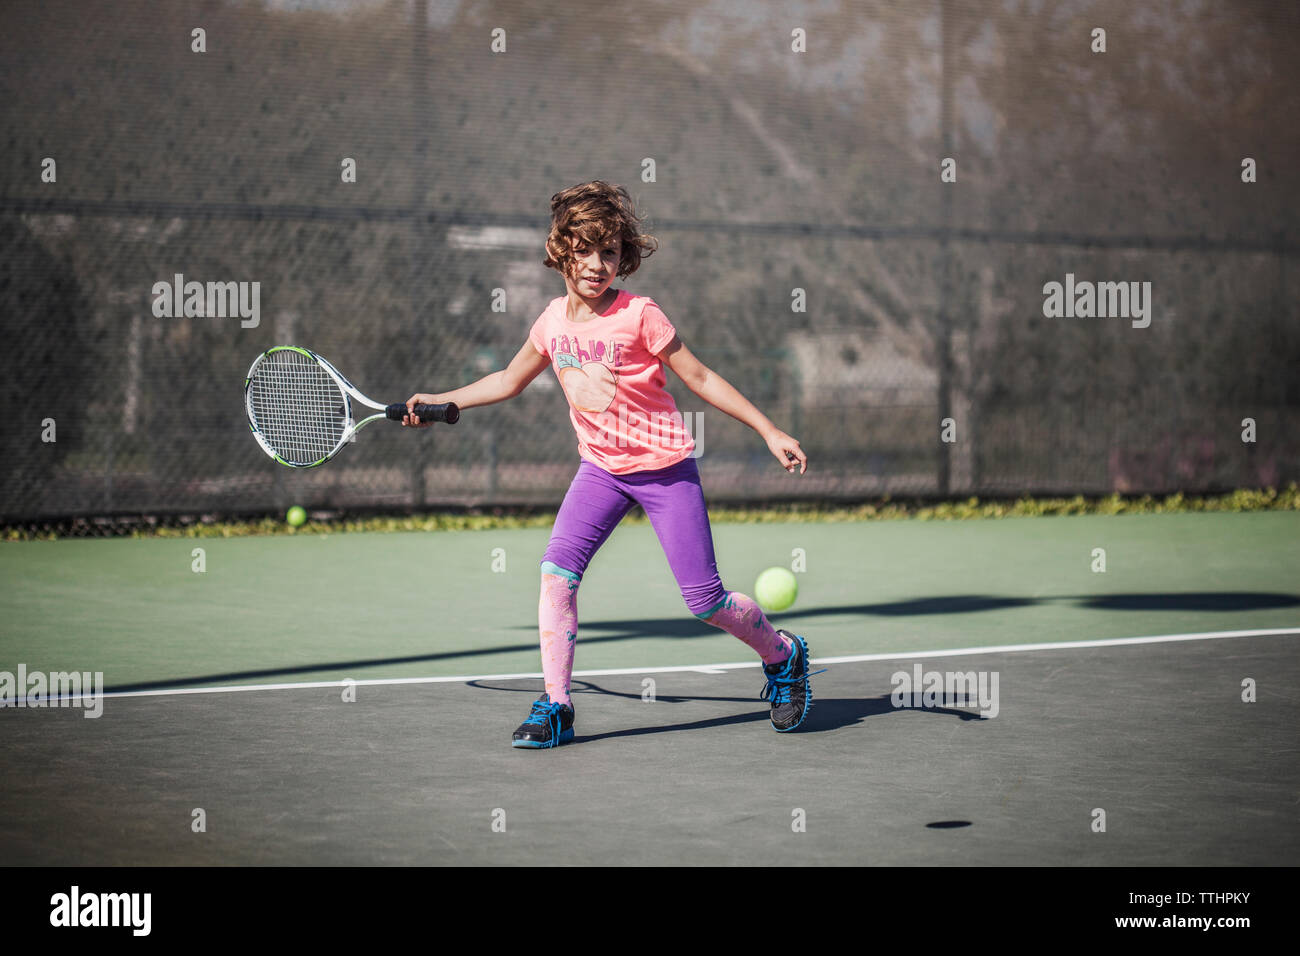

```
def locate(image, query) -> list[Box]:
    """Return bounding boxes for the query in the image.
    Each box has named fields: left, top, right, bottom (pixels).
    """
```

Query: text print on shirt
left=551, top=334, right=623, bottom=413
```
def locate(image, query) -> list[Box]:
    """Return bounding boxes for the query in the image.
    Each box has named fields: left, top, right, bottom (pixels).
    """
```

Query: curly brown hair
left=543, top=181, right=658, bottom=281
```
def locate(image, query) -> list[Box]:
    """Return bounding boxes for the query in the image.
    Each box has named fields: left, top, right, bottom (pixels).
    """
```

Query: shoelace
left=526, top=698, right=562, bottom=727
left=760, top=662, right=828, bottom=705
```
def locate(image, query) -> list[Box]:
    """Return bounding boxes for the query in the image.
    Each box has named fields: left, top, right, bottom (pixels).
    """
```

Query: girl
left=403, top=181, right=816, bottom=748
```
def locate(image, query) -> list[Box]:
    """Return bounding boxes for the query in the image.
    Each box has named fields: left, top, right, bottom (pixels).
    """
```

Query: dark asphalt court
left=2, top=633, right=1296, bottom=865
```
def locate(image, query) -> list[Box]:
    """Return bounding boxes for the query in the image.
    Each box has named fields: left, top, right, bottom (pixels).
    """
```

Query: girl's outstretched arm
left=659, top=336, right=807, bottom=474
left=402, top=339, right=550, bottom=426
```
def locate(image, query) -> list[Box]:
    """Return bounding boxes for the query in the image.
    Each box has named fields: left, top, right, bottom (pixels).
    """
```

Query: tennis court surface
left=2, top=510, right=1297, bottom=864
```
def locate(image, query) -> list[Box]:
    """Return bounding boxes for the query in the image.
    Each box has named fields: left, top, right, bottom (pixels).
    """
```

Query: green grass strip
left=4, top=484, right=1296, bottom=541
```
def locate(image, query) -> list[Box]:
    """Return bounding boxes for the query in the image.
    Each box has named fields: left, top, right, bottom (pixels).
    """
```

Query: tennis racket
left=245, top=345, right=458, bottom=468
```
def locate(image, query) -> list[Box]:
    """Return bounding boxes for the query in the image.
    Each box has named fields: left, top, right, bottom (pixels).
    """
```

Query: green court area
left=2, top=510, right=1297, bottom=692
left=3, top=509, right=1299, bottom=866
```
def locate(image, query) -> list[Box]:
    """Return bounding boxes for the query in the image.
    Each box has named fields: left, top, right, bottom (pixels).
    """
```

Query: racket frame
left=245, top=345, right=410, bottom=468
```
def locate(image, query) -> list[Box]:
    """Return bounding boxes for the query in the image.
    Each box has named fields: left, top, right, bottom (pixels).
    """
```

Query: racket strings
left=247, top=350, right=348, bottom=465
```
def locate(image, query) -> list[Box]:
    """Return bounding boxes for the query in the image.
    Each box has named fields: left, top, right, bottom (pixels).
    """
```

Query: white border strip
left=7, top=626, right=1298, bottom=706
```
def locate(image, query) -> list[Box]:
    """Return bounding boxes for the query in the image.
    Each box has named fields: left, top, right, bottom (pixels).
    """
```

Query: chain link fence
left=2, top=0, right=1297, bottom=521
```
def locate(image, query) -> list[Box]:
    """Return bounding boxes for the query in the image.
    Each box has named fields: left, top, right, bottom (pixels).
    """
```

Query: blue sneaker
left=511, top=693, right=575, bottom=749
left=760, top=630, right=825, bottom=732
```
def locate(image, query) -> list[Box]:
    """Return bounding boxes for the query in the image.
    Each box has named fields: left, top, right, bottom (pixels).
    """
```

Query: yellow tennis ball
left=286, top=505, right=307, bottom=527
left=755, top=567, right=798, bottom=613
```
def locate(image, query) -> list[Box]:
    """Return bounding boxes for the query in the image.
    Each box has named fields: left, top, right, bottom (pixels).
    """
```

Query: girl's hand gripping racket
left=244, top=345, right=458, bottom=468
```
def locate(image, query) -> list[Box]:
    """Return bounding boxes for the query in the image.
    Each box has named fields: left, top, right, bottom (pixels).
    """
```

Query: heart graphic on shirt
left=556, top=353, right=616, bottom=413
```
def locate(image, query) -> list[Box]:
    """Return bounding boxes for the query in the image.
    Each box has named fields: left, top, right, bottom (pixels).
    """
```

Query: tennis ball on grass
left=286, top=505, right=307, bottom=527
left=755, top=567, right=798, bottom=613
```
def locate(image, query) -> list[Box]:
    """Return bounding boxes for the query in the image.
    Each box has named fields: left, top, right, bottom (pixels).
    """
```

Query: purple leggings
left=541, top=457, right=728, bottom=618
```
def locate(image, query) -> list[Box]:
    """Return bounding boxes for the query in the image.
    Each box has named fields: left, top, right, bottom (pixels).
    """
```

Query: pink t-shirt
left=529, top=290, right=696, bottom=474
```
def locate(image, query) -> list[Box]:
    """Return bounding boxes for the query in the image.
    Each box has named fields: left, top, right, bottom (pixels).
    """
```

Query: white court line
left=7, top=626, right=1298, bottom=707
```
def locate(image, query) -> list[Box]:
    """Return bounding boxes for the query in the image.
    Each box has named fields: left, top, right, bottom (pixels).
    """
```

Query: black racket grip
left=386, top=402, right=460, bottom=424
